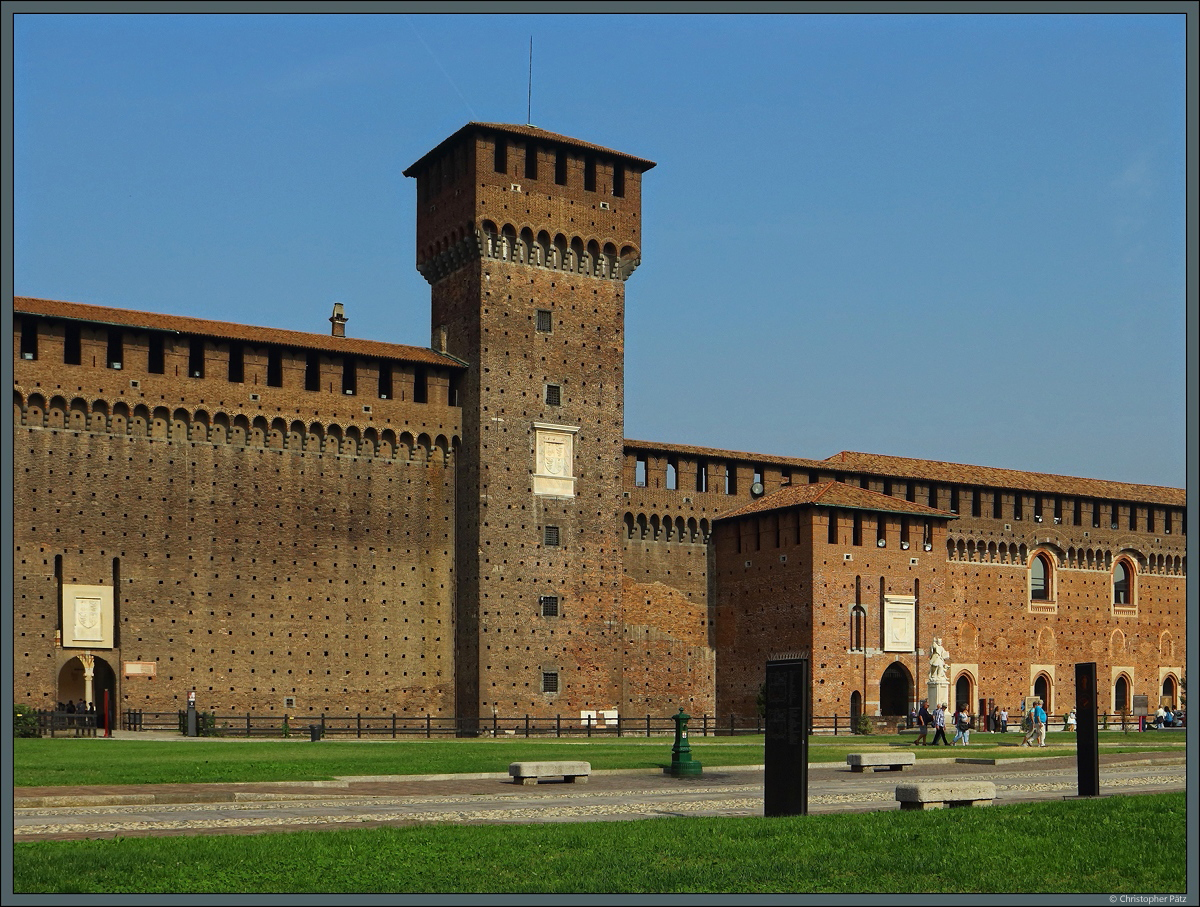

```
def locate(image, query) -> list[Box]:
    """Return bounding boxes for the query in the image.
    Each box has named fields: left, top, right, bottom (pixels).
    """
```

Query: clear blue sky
left=12, top=12, right=1189, bottom=488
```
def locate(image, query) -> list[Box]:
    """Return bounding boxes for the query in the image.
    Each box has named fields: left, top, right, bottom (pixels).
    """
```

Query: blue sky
left=12, top=12, right=1188, bottom=488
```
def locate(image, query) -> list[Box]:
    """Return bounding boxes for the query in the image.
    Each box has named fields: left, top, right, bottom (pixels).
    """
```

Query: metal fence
left=111, top=711, right=873, bottom=739
left=29, top=708, right=1162, bottom=738
left=35, top=710, right=99, bottom=737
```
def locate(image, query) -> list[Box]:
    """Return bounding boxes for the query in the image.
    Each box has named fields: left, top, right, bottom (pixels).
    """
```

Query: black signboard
left=764, top=655, right=810, bottom=817
left=1075, top=662, right=1099, bottom=797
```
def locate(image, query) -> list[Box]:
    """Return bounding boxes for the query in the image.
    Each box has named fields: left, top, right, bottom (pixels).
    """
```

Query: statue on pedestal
left=929, top=637, right=949, bottom=684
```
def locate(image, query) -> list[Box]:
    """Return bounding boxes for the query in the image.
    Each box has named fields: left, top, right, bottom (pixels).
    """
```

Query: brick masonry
left=12, top=121, right=1187, bottom=726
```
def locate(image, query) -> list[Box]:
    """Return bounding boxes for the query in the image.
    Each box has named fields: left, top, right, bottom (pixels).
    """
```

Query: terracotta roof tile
left=625, top=440, right=1183, bottom=507
left=403, top=122, right=656, bottom=176
left=823, top=451, right=1184, bottom=508
left=717, top=481, right=956, bottom=522
left=14, top=297, right=466, bottom=368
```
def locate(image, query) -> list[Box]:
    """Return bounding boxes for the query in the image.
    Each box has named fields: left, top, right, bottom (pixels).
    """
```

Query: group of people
left=1018, top=699, right=1049, bottom=747
left=56, top=699, right=93, bottom=714
left=912, top=702, right=976, bottom=746
left=1152, top=705, right=1185, bottom=729
left=913, top=699, right=1061, bottom=747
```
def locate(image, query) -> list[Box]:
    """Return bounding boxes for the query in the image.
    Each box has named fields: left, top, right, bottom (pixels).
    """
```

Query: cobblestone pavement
left=13, top=752, right=1184, bottom=842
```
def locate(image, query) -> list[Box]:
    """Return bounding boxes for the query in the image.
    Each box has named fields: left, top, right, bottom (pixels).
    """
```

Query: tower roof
left=716, top=481, right=957, bottom=522
left=403, top=122, right=656, bottom=177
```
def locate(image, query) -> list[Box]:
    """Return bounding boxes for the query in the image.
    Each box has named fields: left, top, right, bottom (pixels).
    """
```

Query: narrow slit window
left=267, top=348, right=283, bottom=387
left=304, top=351, right=321, bottom=391
left=413, top=367, right=428, bottom=403
left=612, top=163, right=625, bottom=197
left=494, top=138, right=507, bottom=174
left=725, top=465, right=737, bottom=495
left=524, top=144, right=537, bottom=180
left=635, top=456, right=647, bottom=488
left=828, top=511, right=838, bottom=545
left=64, top=324, right=81, bottom=365
left=555, top=149, right=567, bottom=185
left=852, top=514, right=862, bottom=546
left=148, top=333, right=165, bottom=374
left=584, top=156, right=596, bottom=191
left=342, top=356, right=356, bottom=395
left=188, top=337, right=205, bottom=378
left=1074, top=499, right=1082, bottom=526
left=666, top=460, right=678, bottom=490
left=971, top=490, right=982, bottom=518
left=227, top=342, right=244, bottom=383
left=696, top=463, right=708, bottom=493
left=993, top=491, right=1003, bottom=519
left=927, top=484, right=938, bottom=509
left=949, top=487, right=959, bottom=513
left=107, top=329, right=124, bottom=370
left=378, top=361, right=393, bottom=399
left=1013, top=494, right=1023, bottom=520
left=20, top=318, right=37, bottom=360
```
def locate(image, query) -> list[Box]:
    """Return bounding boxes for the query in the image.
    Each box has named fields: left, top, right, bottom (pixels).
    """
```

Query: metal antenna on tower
left=527, top=37, right=533, bottom=125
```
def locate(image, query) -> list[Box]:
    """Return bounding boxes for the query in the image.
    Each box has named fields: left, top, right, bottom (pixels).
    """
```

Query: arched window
left=1115, top=676, right=1129, bottom=714
left=1113, top=558, right=1134, bottom=609
left=850, top=606, right=866, bottom=652
left=1030, top=553, right=1052, bottom=601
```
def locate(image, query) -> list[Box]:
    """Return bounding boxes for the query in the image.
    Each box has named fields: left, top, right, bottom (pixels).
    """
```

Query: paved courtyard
left=14, top=750, right=1185, bottom=842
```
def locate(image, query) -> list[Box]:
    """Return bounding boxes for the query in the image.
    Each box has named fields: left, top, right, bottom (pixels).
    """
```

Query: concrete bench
left=847, top=752, right=916, bottom=773
left=508, top=761, right=591, bottom=786
left=895, top=781, right=996, bottom=810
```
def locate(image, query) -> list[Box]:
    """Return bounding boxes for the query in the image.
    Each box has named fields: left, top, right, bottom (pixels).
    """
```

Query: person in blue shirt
left=1032, top=700, right=1048, bottom=747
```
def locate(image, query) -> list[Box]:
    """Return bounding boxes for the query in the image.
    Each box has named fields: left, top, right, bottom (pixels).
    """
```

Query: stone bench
left=508, top=761, right=591, bottom=786
left=895, top=781, right=996, bottom=810
left=846, top=752, right=916, bottom=773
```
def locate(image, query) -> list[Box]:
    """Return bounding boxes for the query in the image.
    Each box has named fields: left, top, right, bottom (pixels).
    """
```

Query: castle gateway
left=13, top=123, right=1186, bottom=725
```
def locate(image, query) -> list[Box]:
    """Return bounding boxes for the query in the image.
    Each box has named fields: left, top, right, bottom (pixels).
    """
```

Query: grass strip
left=14, top=733, right=1181, bottom=787
left=13, top=792, right=1185, bottom=894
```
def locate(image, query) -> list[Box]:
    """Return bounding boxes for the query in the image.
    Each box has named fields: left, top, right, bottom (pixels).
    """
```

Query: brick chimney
left=329, top=302, right=347, bottom=338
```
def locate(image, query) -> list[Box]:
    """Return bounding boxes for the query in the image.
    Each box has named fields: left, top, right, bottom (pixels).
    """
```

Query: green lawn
left=13, top=732, right=1183, bottom=787
left=12, top=793, right=1186, bottom=894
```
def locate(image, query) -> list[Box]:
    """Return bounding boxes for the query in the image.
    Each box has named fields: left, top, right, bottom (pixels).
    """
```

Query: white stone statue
left=929, top=637, right=949, bottom=684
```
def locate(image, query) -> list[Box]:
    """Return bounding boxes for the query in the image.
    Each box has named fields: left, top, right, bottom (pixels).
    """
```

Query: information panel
left=764, top=655, right=810, bottom=817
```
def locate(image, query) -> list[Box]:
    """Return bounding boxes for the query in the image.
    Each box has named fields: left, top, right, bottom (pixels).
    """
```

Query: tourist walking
left=1031, top=700, right=1048, bottom=747
left=999, top=707, right=1009, bottom=733
left=931, top=703, right=950, bottom=746
left=952, top=707, right=972, bottom=745
left=914, top=700, right=932, bottom=745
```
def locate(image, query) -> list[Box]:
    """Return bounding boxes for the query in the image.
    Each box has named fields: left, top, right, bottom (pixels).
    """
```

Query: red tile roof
left=624, top=439, right=1183, bottom=507
left=823, top=451, right=1184, bottom=508
left=717, top=481, right=956, bottom=522
left=403, top=122, right=656, bottom=176
left=14, top=297, right=466, bottom=368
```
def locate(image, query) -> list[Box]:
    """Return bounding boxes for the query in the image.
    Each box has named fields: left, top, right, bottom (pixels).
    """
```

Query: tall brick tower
left=404, top=123, right=655, bottom=722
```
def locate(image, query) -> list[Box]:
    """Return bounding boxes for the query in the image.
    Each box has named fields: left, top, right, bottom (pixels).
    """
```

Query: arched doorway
left=954, top=674, right=972, bottom=712
left=57, top=655, right=118, bottom=730
left=850, top=691, right=862, bottom=727
left=879, top=662, right=911, bottom=716
left=1034, top=674, right=1052, bottom=715
left=1115, top=675, right=1130, bottom=713
left=1162, top=676, right=1176, bottom=709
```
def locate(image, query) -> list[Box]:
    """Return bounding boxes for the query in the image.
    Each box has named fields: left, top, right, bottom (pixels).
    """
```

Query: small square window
left=536, top=310, right=552, bottom=332
left=543, top=525, right=560, bottom=547
left=545, top=384, right=561, bottom=406
left=540, top=595, right=559, bottom=617
left=542, top=672, right=559, bottom=693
